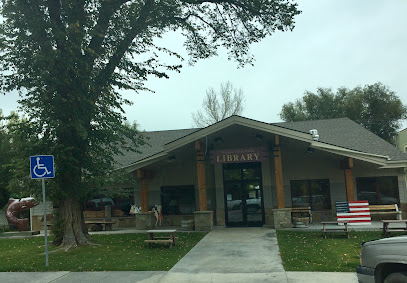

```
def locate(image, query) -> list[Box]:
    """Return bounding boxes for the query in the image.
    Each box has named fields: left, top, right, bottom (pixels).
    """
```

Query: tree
left=192, top=82, right=245, bottom=127
left=0, top=1, right=301, bottom=248
left=280, top=83, right=407, bottom=143
left=0, top=110, right=12, bottom=208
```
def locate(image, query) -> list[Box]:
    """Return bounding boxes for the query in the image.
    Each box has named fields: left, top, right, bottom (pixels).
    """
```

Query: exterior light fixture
left=168, top=155, right=176, bottom=162
left=309, top=129, right=319, bottom=141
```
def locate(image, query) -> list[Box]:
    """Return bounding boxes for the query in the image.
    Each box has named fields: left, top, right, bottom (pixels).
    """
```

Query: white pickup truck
left=356, top=236, right=407, bottom=283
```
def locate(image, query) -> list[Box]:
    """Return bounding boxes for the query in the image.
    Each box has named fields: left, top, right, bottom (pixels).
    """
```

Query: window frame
left=290, top=179, right=331, bottom=211
left=160, top=185, right=196, bottom=215
left=356, top=176, right=399, bottom=205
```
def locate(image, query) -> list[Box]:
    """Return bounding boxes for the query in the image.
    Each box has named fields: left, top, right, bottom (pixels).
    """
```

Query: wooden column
left=195, top=140, right=207, bottom=211
left=140, top=179, right=148, bottom=212
left=343, top=157, right=355, bottom=202
left=137, top=169, right=152, bottom=212
left=273, top=135, right=285, bottom=208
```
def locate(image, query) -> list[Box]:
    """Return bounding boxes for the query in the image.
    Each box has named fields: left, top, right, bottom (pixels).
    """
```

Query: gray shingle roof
left=114, top=128, right=199, bottom=168
left=273, top=117, right=407, bottom=161
left=115, top=117, right=407, bottom=168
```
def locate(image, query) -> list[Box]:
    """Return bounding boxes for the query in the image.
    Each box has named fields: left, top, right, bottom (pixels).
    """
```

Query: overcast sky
left=1, top=0, right=407, bottom=131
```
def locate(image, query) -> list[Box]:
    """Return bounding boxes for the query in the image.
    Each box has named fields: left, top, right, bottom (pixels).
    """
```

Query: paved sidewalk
left=168, top=227, right=285, bottom=273
left=160, top=227, right=358, bottom=283
left=0, top=270, right=358, bottom=283
left=0, top=226, right=361, bottom=282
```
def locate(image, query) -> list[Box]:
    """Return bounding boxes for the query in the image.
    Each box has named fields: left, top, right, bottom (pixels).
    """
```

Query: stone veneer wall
left=215, top=209, right=225, bottom=226
left=194, top=211, right=213, bottom=231
left=400, top=203, right=407, bottom=219
left=271, top=208, right=292, bottom=229
left=135, top=212, right=155, bottom=229
left=264, top=208, right=274, bottom=226
left=161, top=215, right=194, bottom=226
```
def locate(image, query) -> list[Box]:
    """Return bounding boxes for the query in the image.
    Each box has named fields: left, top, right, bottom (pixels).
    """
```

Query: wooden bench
left=382, top=219, right=407, bottom=237
left=291, top=207, right=312, bottom=223
left=145, top=229, right=176, bottom=248
left=85, top=220, right=116, bottom=231
left=369, top=204, right=402, bottom=220
left=321, top=221, right=349, bottom=239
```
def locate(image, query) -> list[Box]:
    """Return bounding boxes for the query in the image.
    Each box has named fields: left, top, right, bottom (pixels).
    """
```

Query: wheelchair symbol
left=33, top=157, right=52, bottom=178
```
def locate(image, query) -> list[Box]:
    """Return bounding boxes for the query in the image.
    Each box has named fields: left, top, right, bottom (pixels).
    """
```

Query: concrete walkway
left=0, top=226, right=361, bottom=282
left=160, top=227, right=358, bottom=283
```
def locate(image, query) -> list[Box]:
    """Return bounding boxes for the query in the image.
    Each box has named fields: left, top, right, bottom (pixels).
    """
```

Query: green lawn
left=0, top=232, right=206, bottom=272
left=276, top=230, right=399, bottom=272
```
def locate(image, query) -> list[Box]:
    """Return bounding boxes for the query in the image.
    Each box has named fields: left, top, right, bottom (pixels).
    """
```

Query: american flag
left=336, top=201, right=371, bottom=225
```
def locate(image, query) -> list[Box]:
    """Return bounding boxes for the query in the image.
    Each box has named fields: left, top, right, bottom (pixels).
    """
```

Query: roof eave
left=164, top=116, right=312, bottom=152
left=379, top=161, right=407, bottom=169
left=115, top=151, right=167, bottom=172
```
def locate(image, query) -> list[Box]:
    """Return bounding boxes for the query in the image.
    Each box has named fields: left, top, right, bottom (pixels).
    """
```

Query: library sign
left=210, top=147, right=267, bottom=164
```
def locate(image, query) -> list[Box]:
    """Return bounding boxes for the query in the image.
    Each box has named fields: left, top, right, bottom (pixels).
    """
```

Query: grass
left=0, top=232, right=206, bottom=272
left=276, top=230, right=405, bottom=272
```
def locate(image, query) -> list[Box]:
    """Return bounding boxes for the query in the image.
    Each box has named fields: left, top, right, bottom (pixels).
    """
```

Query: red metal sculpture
left=6, top=197, right=39, bottom=231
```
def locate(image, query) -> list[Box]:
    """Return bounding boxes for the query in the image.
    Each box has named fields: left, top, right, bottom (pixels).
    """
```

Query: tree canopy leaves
left=0, top=0, right=301, bottom=246
left=280, top=83, right=407, bottom=143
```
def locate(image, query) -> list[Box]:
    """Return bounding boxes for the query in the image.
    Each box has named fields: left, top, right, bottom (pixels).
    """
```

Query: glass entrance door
left=224, top=163, right=264, bottom=227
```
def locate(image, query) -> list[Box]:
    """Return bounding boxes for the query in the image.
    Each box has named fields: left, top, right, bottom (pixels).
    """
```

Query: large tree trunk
left=59, top=197, right=91, bottom=249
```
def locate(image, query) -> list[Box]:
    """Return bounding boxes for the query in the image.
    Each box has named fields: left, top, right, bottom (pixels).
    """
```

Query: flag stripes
left=336, top=201, right=371, bottom=225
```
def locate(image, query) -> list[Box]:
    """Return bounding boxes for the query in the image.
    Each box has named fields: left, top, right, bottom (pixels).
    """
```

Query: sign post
left=30, top=155, right=55, bottom=267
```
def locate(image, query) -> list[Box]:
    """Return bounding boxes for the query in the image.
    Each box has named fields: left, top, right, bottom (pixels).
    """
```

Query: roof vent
left=309, top=129, right=319, bottom=141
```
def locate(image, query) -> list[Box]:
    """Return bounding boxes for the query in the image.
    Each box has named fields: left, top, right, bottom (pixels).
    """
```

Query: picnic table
left=382, top=219, right=407, bottom=237
left=321, top=221, right=349, bottom=239
left=145, top=229, right=177, bottom=248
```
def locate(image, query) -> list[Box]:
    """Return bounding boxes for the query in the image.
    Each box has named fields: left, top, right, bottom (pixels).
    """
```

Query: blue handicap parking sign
left=30, top=155, right=55, bottom=179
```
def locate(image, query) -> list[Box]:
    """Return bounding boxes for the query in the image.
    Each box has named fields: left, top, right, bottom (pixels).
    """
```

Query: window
left=223, top=163, right=262, bottom=181
left=85, top=187, right=134, bottom=215
left=291, top=179, right=331, bottom=211
left=161, top=185, right=195, bottom=215
left=356, top=176, right=399, bottom=205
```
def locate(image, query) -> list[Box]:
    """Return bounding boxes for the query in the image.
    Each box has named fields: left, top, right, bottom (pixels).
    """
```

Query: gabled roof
left=114, top=128, right=198, bottom=168
left=274, top=117, right=407, bottom=161
left=115, top=116, right=407, bottom=171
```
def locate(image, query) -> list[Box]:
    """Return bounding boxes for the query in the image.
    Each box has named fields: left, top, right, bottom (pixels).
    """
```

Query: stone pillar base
left=215, top=209, right=225, bottom=226
left=264, top=208, right=274, bottom=226
left=400, top=203, right=407, bottom=219
left=135, top=212, right=155, bottom=229
left=271, top=208, right=292, bottom=229
left=194, top=211, right=214, bottom=231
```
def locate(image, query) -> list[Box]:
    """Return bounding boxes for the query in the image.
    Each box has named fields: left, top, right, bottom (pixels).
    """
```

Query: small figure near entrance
left=152, top=205, right=163, bottom=227
left=129, top=204, right=140, bottom=214
left=152, top=207, right=158, bottom=226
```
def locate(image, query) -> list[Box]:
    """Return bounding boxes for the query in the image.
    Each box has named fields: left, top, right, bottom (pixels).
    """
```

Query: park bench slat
left=144, top=239, right=173, bottom=243
left=369, top=204, right=401, bottom=220
left=153, top=236, right=179, bottom=240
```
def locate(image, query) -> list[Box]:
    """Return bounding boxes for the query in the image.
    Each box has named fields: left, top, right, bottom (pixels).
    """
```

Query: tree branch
left=95, top=0, right=154, bottom=89
left=85, top=0, right=129, bottom=68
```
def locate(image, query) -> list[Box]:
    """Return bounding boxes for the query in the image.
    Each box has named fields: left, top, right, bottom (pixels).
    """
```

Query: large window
left=85, top=187, right=134, bottom=215
left=291, top=179, right=331, bottom=211
left=356, top=176, right=399, bottom=205
left=161, top=185, right=195, bottom=215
